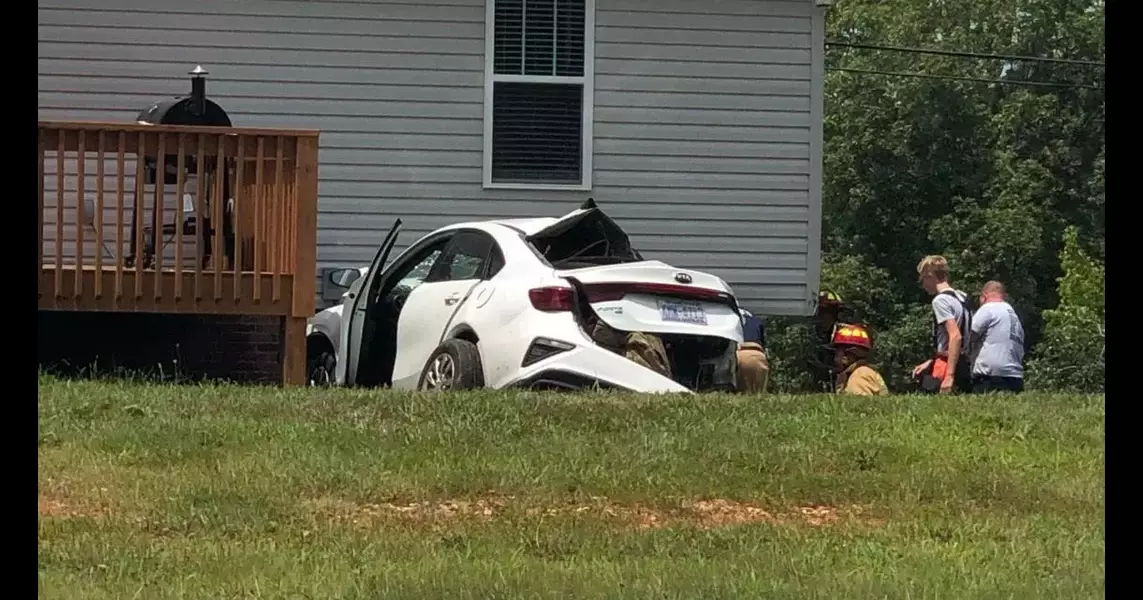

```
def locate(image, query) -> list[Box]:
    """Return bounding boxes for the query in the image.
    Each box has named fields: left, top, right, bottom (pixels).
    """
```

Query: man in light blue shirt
left=969, top=281, right=1026, bottom=393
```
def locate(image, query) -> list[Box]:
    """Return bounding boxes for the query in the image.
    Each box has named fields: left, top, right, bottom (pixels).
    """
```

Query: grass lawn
left=38, top=376, right=1104, bottom=599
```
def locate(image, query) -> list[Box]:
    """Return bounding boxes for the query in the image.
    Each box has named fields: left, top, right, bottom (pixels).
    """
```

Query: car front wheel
left=418, top=339, right=484, bottom=391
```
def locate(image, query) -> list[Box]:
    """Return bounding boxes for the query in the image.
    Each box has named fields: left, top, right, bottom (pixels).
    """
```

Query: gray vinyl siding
left=38, top=0, right=823, bottom=316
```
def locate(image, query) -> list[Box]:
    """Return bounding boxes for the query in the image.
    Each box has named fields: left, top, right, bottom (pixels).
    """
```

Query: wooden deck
left=38, top=120, right=319, bottom=385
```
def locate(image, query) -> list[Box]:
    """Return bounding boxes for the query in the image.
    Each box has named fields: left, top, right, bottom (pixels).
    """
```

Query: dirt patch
left=306, top=496, right=512, bottom=527
left=38, top=495, right=110, bottom=519
left=688, top=498, right=779, bottom=527
left=38, top=476, right=122, bottom=520
left=305, top=494, right=880, bottom=531
left=526, top=496, right=668, bottom=530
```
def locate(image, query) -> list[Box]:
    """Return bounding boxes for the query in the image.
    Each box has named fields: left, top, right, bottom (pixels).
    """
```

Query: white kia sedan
left=305, top=199, right=744, bottom=394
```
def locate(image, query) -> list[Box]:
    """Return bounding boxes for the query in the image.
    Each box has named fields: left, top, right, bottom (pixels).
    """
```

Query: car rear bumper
left=499, top=336, right=694, bottom=394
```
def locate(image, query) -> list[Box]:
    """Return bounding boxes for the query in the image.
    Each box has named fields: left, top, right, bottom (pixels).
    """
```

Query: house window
left=484, top=0, right=594, bottom=189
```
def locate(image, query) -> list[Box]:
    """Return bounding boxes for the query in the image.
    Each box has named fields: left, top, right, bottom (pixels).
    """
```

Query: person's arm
left=942, top=319, right=962, bottom=392
left=970, top=307, right=986, bottom=335
left=968, top=306, right=992, bottom=359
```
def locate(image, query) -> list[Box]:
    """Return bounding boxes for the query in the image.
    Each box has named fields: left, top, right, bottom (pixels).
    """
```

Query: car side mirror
left=327, top=268, right=361, bottom=289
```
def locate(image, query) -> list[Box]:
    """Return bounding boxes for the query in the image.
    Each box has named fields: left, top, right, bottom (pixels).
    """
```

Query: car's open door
left=336, top=219, right=403, bottom=386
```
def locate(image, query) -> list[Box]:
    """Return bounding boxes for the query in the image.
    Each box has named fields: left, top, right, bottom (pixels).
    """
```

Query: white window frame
left=482, top=0, right=595, bottom=191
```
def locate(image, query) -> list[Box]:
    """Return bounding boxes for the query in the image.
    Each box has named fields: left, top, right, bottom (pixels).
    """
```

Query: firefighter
left=736, top=308, right=769, bottom=393
left=817, top=290, right=845, bottom=332
left=832, top=323, right=888, bottom=396
left=810, top=290, right=847, bottom=391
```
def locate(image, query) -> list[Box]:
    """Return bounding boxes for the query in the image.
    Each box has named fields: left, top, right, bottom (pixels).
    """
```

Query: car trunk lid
left=560, top=262, right=742, bottom=339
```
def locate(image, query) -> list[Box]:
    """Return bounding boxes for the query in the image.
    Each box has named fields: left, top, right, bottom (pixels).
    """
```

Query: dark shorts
left=971, top=376, right=1024, bottom=394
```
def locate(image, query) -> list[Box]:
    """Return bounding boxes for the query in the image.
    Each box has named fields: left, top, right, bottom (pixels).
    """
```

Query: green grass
left=38, top=375, right=1104, bottom=599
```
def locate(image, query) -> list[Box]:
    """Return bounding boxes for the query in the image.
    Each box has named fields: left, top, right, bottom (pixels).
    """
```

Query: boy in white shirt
left=912, top=255, right=973, bottom=394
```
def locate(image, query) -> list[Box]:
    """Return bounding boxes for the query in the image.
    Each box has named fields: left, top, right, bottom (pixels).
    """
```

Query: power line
left=827, top=66, right=1103, bottom=90
left=826, top=41, right=1105, bottom=67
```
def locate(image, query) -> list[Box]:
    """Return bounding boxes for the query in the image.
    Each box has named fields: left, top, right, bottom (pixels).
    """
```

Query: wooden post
left=283, top=135, right=319, bottom=387
left=115, top=132, right=126, bottom=299
left=74, top=131, right=85, bottom=297
left=174, top=134, right=186, bottom=300
left=282, top=316, right=307, bottom=386
left=54, top=131, right=65, bottom=298
left=291, top=136, right=318, bottom=318
left=94, top=131, right=105, bottom=298
left=253, top=137, right=265, bottom=302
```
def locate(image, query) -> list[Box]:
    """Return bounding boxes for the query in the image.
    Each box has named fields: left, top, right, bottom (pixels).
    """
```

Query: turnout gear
left=835, top=362, right=888, bottom=396
left=809, top=289, right=852, bottom=391
left=831, top=322, right=887, bottom=396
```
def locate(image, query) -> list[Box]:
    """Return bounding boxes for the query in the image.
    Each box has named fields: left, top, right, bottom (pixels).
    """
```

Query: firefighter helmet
left=817, top=290, right=844, bottom=315
left=832, top=323, right=873, bottom=349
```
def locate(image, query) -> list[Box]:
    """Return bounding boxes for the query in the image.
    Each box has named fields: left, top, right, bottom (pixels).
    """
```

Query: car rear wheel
left=308, top=350, right=336, bottom=387
left=418, top=339, right=484, bottom=391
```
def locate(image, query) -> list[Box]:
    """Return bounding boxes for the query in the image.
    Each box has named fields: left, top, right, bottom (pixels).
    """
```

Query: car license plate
left=659, top=300, right=707, bottom=325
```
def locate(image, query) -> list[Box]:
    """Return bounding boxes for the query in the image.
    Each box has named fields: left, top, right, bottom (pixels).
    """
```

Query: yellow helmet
left=818, top=289, right=843, bottom=312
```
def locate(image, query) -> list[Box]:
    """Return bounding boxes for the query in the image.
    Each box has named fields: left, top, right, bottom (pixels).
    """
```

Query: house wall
left=38, top=0, right=823, bottom=316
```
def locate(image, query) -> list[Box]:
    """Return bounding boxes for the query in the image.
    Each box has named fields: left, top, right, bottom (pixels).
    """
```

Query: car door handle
left=444, top=293, right=461, bottom=306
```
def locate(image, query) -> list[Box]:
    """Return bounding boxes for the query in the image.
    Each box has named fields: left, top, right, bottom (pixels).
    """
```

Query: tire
left=307, top=348, right=337, bottom=387
left=418, top=338, right=484, bottom=391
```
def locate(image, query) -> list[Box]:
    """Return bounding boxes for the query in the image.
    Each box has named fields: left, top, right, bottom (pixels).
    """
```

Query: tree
left=1025, top=226, right=1104, bottom=392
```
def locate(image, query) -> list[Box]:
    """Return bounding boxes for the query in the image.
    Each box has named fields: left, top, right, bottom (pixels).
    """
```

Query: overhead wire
left=824, top=41, right=1104, bottom=90
left=825, top=66, right=1102, bottom=90
left=825, top=41, right=1105, bottom=67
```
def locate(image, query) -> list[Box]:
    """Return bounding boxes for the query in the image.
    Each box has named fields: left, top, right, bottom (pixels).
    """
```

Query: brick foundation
left=38, top=311, right=284, bottom=384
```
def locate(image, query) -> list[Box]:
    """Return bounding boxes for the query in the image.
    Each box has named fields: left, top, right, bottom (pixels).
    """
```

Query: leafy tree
left=1026, top=227, right=1104, bottom=392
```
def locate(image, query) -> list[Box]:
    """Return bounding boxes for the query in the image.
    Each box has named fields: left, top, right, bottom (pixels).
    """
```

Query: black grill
left=521, top=337, right=575, bottom=368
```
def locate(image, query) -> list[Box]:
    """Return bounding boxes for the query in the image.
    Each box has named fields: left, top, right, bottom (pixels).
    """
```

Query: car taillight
left=528, top=286, right=576, bottom=311
left=584, top=282, right=729, bottom=303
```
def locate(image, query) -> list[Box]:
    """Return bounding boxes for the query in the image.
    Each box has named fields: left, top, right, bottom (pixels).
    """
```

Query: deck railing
left=37, top=121, right=318, bottom=318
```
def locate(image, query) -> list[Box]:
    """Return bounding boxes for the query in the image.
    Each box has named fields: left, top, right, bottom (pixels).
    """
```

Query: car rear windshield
left=528, top=210, right=643, bottom=268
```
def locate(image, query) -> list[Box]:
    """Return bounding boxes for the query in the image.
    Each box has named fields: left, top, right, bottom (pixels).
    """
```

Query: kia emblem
left=674, top=272, right=693, bottom=284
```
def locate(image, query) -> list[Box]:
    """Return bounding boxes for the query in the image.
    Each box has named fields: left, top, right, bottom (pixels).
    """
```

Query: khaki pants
left=591, top=321, right=673, bottom=379
left=625, top=331, right=672, bottom=379
left=736, top=342, right=769, bottom=393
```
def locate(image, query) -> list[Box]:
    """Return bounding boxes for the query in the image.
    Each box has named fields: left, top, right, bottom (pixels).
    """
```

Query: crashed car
left=305, top=199, right=744, bottom=393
